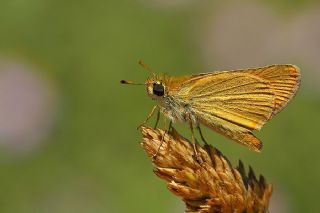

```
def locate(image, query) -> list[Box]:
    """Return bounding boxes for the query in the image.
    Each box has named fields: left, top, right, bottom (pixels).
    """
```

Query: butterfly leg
left=153, top=119, right=172, bottom=160
left=197, top=125, right=209, bottom=146
left=137, top=105, right=158, bottom=129
left=189, top=120, right=200, bottom=160
left=153, top=108, right=160, bottom=129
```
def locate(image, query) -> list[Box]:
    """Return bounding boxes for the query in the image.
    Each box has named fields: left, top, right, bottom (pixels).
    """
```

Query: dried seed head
left=140, top=126, right=272, bottom=213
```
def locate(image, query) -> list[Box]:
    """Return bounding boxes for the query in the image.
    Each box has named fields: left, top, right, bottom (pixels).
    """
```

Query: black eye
left=153, top=82, right=164, bottom=96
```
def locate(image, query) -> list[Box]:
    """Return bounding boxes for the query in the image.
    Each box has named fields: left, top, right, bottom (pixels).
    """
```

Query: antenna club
left=120, top=80, right=144, bottom=85
left=138, top=59, right=153, bottom=73
left=138, top=59, right=144, bottom=66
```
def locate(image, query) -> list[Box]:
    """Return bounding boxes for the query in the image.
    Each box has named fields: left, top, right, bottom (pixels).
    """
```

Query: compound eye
left=152, top=82, right=164, bottom=96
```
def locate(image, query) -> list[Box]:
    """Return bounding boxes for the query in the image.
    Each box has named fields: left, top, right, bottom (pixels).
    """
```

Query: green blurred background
left=0, top=0, right=319, bottom=212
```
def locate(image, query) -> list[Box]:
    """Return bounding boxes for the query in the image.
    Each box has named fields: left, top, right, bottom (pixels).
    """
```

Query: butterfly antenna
left=120, top=80, right=144, bottom=85
left=138, top=59, right=156, bottom=76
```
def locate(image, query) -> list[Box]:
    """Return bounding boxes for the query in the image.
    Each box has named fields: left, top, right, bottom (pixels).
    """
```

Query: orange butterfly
left=121, top=61, right=300, bottom=152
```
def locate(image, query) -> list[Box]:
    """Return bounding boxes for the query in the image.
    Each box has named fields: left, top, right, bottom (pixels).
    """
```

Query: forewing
left=184, top=64, right=300, bottom=116
left=177, top=72, right=276, bottom=131
left=243, top=64, right=300, bottom=115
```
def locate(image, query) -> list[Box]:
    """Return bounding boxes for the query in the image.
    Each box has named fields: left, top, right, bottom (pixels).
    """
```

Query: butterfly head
left=120, top=60, right=169, bottom=100
left=145, top=76, right=167, bottom=100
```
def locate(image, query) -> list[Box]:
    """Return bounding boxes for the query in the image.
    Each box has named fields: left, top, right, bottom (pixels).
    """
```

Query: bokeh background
left=0, top=0, right=319, bottom=212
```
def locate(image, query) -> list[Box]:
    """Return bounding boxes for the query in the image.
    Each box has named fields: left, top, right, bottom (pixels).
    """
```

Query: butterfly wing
left=174, top=64, right=300, bottom=151
left=244, top=64, right=300, bottom=115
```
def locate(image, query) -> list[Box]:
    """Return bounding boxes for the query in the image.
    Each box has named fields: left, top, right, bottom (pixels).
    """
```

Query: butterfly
left=121, top=61, right=300, bottom=152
